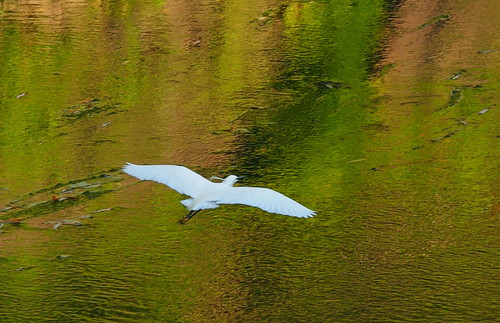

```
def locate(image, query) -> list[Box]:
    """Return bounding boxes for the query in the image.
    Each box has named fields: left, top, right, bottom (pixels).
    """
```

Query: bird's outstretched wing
left=217, top=187, right=315, bottom=218
left=123, top=163, right=211, bottom=197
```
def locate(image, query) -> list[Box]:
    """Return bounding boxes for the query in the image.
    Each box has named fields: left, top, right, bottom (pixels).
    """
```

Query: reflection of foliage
left=61, top=99, right=122, bottom=123
left=250, top=5, right=288, bottom=26
left=234, top=0, right=386, bottom=177
left=447, top=87, right=463, bottom=107
left=0, top=167, right=123, bottom=222
left=234, top=125, right=276, bottom=179
left=419, top=14, right=450, bottom=29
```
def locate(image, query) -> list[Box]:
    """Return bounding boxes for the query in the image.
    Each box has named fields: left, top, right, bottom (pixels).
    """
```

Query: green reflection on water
left=0, top=0, right=498, bottom=322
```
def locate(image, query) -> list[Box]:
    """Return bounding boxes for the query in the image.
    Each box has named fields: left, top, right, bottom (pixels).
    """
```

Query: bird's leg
left=178, top=210, right=201, bottom=224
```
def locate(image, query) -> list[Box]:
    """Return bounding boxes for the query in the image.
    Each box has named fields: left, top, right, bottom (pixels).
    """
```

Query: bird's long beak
left=237, top=176, right=245, bottom=181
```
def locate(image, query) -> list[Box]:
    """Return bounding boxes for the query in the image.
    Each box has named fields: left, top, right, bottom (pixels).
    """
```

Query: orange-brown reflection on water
left=0, top=0, right=498, bottom=321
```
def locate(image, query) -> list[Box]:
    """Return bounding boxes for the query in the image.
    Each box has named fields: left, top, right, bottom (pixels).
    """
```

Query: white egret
left=123, top=163, right=315, bottom=223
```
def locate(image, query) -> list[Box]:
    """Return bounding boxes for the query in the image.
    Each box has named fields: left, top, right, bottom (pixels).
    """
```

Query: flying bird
left=123, top=163, right=315, bottom=223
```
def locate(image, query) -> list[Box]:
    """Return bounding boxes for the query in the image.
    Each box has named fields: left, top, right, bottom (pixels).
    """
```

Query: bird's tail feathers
left=181, top=199, right=219, bottom=211
left=197, top=202, right=219, bottom=210
left=180, top=198, right=193, bottom=208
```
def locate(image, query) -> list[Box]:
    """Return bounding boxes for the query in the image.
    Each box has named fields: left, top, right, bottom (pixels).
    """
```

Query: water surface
left=0, top=0, right=498, bottom=321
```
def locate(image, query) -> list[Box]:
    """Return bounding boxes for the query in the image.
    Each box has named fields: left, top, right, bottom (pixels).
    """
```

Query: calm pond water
left=1, top=0, right=498, bottom=321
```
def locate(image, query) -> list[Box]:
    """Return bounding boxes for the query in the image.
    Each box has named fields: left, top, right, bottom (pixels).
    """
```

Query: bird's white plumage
left=123, top=163, right=210, bottom=197
left=216, top=187, right=314, bottom=218
left=123, top=163, right=315, bottom=218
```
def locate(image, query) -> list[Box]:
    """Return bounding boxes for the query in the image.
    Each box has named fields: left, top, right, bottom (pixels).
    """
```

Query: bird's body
left=123, top=163, right=315, bottom=222
left=180, top=181, right=232, bottom=211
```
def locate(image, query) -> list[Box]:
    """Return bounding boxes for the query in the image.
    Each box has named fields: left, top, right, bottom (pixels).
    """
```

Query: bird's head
left=223, top=175, right=243, bottom=187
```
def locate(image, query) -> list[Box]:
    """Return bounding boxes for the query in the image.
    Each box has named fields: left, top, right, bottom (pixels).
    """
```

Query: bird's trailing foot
left=178, top=210, right=200, bottom=224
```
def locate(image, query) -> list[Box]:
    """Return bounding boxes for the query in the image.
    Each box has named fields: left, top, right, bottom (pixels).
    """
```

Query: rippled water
left=1, top=0, right=498, bottom=321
